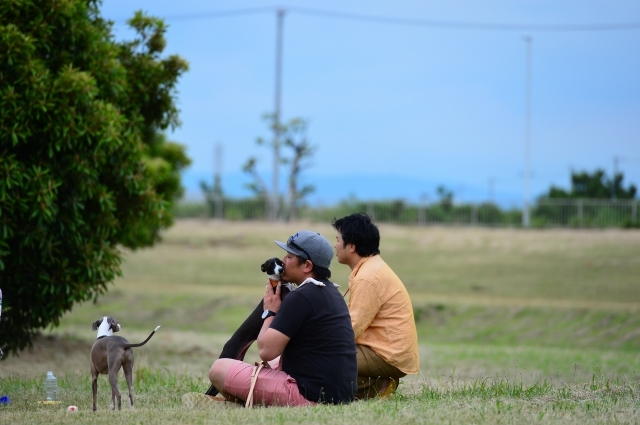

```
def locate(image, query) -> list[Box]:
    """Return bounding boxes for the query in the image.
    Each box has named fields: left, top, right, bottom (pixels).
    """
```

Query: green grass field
left=1, top=220, right=639, bottom=424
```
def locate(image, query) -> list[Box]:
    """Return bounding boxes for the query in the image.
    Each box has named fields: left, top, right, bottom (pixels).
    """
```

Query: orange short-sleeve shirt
left=347, top=255, right=420, bottom=374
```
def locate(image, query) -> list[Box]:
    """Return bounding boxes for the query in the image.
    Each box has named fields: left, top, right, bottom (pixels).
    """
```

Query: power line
left=111, top=6, right=274, bottom=24
left=112, top=6, right=640, bottom=32
left=291, top=7, right=640, bottom=32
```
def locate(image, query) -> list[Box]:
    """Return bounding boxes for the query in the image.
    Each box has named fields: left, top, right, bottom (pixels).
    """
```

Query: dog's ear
left=260, top=258, right=273, bottom=273
left=108, top=317, right=121, bottom=333
left=92, top=318, right=103, bottom=331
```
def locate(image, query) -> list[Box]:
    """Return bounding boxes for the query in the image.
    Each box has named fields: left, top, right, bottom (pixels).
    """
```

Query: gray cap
left=275, top=230, right=333, bottom=269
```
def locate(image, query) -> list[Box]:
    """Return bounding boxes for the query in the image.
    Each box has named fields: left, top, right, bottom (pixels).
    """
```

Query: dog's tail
left=123, top=326, right=161, bottom=348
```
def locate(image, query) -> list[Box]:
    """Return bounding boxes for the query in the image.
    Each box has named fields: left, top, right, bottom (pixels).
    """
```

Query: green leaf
left=0, top=0, right=189, bottom=356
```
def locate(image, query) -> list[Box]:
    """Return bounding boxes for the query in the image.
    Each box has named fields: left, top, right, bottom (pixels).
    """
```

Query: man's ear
left=348, top=243, right=357, bottom=254
left=303, top=260, right=314, bottom=273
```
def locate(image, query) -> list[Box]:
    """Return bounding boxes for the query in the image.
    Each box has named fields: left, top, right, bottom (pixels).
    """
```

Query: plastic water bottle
left=45, top=371, right=58, bottom=401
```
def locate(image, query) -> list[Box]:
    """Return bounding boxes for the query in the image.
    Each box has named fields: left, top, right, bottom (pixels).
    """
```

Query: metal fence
left=531, top=199, right=638, bottom=228
left=174, top=198, right=639, bottom=228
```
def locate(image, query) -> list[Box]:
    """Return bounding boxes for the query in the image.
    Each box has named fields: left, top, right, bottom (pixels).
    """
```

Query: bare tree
left=242, top=157, right=270, bottom=198
left=282, top=118, right=316, bottom=221
left=243, top=114, right=316, bottom=221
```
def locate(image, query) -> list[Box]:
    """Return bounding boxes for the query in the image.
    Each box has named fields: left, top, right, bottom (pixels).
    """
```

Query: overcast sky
left=101, top=0, right=640, bottom=207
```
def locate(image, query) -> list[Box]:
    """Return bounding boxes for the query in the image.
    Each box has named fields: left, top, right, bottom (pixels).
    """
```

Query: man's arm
left=257, top=282, right=290, bottom=361
left=349, top=278, right=383, bottom=340
left=257, top=319, right=290, bottom=361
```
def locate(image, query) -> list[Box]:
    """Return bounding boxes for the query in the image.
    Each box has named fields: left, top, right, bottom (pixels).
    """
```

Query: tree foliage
left=436, top=185, right=454, bottom=210
left=543, top=169, right=637, bottom=200
left=0, top=0, right=189, bottom=356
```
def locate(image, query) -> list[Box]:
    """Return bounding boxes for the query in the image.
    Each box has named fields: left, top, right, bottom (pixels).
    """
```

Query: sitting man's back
left=333, top=213, right=419, bottom=399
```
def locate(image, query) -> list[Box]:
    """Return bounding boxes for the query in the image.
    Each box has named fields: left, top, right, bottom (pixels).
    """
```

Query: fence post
left=214, top=195, right=223, bottom=220
left=203, top=201, right=210, bottom=220
left=471, top=205, right=478, bottom=226
left=578, top=199, right=583, bottom=227
left=633, top=200, right=637, bottom=224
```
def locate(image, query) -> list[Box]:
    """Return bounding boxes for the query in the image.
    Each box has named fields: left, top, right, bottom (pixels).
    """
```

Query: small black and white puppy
left=261, top=257, right=284, bottom=289
left=205, top=257, right=294, bottom=397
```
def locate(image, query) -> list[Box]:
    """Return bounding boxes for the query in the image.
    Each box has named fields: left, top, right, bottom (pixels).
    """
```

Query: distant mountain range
left=183, top=170, right=527, bottom=209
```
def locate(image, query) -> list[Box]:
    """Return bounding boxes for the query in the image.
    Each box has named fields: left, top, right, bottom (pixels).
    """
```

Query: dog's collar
left=96, top=335, right=108, bottom=340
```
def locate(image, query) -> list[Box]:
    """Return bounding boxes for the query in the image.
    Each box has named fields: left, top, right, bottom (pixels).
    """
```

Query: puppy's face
left=260, top=257, right=284, bottom=280
left=92, top=316, right=121, bottom=333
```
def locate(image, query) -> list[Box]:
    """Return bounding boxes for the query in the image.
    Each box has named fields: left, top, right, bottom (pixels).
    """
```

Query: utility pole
left=213, top=143, right=223, bottom=219
left=488, top=177, right=495, bottom=203
left=612, top=155, right=619, bottom=199
left=522, top=35, right=532, bottom=228
left=271, top=9, right=286, bottom=221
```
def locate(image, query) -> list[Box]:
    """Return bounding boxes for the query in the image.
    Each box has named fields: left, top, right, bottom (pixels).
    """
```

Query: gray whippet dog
left=90, top=316, right=160, bottom=411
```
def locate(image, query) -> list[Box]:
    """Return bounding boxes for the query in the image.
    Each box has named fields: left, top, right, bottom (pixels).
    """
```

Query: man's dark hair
left=331, top=213, right=380, bottom=257
left=295, top=256, right=332, bottom=279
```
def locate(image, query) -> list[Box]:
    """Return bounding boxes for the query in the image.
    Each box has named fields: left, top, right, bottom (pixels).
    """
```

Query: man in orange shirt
left=332, top=213, right=420, bottom=399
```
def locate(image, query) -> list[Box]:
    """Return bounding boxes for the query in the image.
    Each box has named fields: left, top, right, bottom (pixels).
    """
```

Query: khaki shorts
left=355, top=344, right=406, bottom=399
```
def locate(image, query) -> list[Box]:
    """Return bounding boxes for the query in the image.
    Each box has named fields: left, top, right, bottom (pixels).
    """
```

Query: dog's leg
left=108, top=358, right=123, bottom=411
left=220, top=285, right=293, bottom=361
left=204, top=300, right=263, bottom=396
left=221, top=300, right=264, bottom=359
left=91, top=364, right=99, bottom=411
left=205, top=285, right=292, bottom=396
left=123, top=361, right=134, bottom=410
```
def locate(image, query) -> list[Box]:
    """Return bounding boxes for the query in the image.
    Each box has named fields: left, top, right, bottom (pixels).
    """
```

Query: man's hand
left=263, top=281, right=282, bottom=312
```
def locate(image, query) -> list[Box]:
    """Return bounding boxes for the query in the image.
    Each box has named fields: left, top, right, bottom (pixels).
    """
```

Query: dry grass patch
left=2, top=221, right=640, bottom=423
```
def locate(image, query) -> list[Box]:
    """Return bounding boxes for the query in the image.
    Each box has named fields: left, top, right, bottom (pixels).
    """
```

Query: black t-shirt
left=270, top=278, right=357, bottom=404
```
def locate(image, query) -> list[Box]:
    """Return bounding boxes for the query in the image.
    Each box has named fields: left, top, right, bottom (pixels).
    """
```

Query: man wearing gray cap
left=186, top=230, right=357, bottom=408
